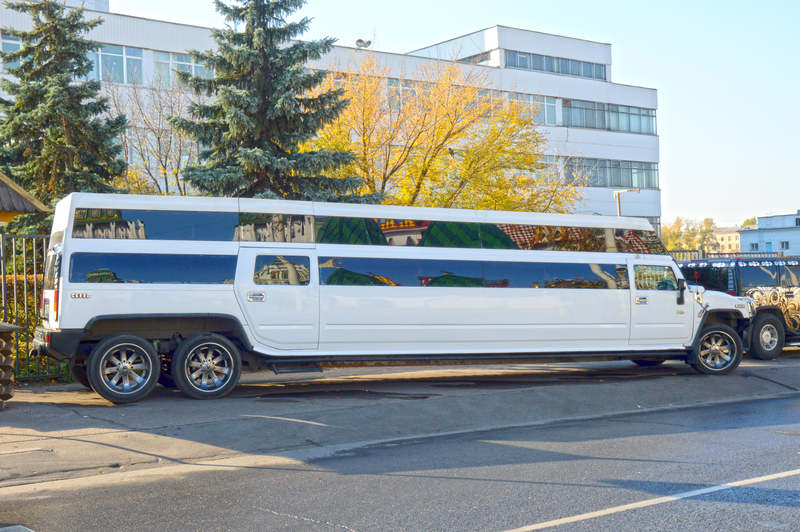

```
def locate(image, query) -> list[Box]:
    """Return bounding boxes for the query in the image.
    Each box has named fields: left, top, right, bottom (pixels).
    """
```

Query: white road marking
left=502, top=467, right=800, bottom=531
left=241, top=414, right=331, bottom=427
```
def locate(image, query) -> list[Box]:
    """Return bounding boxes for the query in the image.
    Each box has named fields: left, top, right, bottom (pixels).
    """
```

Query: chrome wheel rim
left=759, top=324, right=778, bottom=351
left=699, top=332, right=734, bottom=370
left=99, top=344, right=153, bottom=395
left=184, top=343, right=233, bottom=392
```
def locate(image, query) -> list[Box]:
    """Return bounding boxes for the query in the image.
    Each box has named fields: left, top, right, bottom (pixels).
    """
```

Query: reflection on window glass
left=380, top=219, right=428, bottom=246
left=418, top=221, right=481, bottom=248
left=485, top=262, right=628, bottom=289
left=254, top=255, right=310, bottom=285
left=70, top=253, right=236, bottom=284
left=781, top=262, right=800, bottom=287
left=634, top=265, right=678, bottom=291
left=73, top=209, right=239, bottom=241
left=679, top=263, right=730, bottom=293
left=319, top=257, right=484, bottom=287
left=320, top=257, right=630, bottom=290
left=238, top=213, right=314, bottom=243
left=739, top=262, right=779, bottom=290
left=316, top=217, right=388, bottom=245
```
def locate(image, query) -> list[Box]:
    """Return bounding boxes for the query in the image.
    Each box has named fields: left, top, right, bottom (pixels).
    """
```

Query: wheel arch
left=687, top=310, right=750, bottom=363
left=78, top=314, right=253, bottom=355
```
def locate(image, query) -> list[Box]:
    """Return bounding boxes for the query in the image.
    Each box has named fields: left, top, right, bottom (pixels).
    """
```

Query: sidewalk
left=2, top=356, right=799, bottom=492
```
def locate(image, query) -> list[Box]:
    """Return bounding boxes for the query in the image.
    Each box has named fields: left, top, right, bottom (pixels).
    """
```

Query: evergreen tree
left=0, top=0, right=127, bottom=233
left=171, top=0, right=378, bottom=203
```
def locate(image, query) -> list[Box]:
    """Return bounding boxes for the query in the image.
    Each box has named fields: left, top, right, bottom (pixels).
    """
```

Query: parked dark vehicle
left=678, top=257, right=800, bottom=360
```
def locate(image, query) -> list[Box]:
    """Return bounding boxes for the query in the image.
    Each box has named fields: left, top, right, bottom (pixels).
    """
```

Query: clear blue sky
left=109, top=0, right=800, bottom=227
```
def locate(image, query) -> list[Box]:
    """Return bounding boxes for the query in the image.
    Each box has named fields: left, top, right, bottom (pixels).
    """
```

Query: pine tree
left=0, top=1, right=127, bottom=233
left=171, top=0, right=378, bottom=203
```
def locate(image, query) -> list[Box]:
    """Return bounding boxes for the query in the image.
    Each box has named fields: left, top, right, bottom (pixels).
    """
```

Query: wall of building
left=0, top=11, right=660, bottom=228
left=739, top=213, right=800, bottom=255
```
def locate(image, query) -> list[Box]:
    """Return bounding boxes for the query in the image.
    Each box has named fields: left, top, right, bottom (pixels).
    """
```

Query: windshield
left=680, top=264, right=729, bottom=293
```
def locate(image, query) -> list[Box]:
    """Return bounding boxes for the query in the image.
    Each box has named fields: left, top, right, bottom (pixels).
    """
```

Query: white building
left=739, top=212, right=800, bottom=256
left=0, top=5, right=661, bottom=230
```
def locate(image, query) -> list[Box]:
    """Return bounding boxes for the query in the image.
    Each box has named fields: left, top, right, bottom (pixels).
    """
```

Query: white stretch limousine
left=33, top=193, right=754, bottom=403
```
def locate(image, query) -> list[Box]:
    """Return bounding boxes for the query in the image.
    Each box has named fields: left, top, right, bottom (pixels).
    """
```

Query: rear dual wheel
left=171, top=333, right=241, bottom=400
left=87, top=335, right=160, bottom=404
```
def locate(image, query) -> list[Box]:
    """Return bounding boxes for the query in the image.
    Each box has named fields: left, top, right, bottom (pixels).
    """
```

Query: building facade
left=739, top=212, right=800, bottom=255
left=714, top=226, right=745, bottom=253
left=0, top=5, right=661, bottom=230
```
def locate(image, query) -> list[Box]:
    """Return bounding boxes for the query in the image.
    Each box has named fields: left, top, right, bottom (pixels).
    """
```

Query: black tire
left=87, top=334, right=160, bottom=404
left=750, top=314, right=784, bottom=361
left=691, top=324, right=743, bottom=375
left=172, top=333, right=241, bottom=400
left=631, top=359, right=666, bottom=367
left=69, top=359, right=92, bottom=390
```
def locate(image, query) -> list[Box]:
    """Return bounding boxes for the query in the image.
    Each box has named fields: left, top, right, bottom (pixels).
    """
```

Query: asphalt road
left=2, top=356, right=800, bottom=531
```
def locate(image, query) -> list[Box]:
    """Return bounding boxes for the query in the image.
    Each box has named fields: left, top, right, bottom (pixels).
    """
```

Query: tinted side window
left=634, top=265, right=678, bottom=290
left=238, top=214, right=314, bottom=243
left=739, top=262, right=779, bottom=290
left=319, top=257, right=484, bottom=287
left=73, top=209, right=239, bottom=241
left=616, top=229, right=668, bottom=255
left=781, top=262, right=800, bottom=287
left=254, top=256, right=310, bottom=285
left=316, top=217, right=388, bottom=245
left=484, top=262, right=628, bottom=289
left=70, top=253, right=237, bottom=284
left=418, top=222, right=481, bottom=248
left=680, top=264, right=730, bottom=293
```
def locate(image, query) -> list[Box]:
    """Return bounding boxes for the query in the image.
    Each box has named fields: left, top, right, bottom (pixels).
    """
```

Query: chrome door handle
left=636, top=297, right=648, bottom=305
left=247, top=292, right=265, bottom=302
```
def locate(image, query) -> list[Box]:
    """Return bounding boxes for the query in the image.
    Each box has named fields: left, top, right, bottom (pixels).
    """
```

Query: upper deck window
left=70, top=208, right=666, bottom=254
left=72, top=209, right=238, bottom=241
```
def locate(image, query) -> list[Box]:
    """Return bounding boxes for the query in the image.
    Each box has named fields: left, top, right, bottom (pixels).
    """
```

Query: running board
left=268, top=362, right=324, bottom=375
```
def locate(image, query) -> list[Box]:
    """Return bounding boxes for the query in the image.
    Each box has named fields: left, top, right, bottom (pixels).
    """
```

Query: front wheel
left=691, top=324, right=743, bottom=375
left=87, top=335, right=160, bottom=403
left=171, top=333, right=241, bottom=400
left=750, top=314, right=784, bottom=360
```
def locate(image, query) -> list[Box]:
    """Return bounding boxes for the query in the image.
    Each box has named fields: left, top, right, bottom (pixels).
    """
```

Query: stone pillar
left=0, top=323, right=23, bottom=411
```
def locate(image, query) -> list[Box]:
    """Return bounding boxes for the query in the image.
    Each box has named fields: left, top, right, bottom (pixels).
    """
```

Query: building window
left=781, top=241, right=790, bottom=250
left=750, top=243, right=759, bottom=251
left=154, top=51, right=210, bottom=85
left=86, top=45, right=143, bottom=84
left=1, top=31, right=20, bottom=73
left=562, top=99, right=657, bottom=135
left=796, top=218, right=800, bottom=226
left=509, top=93, right=556, bottom=125
left=556, top=157, right=659, bottom=189
left=505, top=50, right=605, bottom=80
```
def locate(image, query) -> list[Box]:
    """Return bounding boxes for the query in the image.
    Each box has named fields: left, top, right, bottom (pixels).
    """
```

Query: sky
left=108, top=0, right=800, bottom=227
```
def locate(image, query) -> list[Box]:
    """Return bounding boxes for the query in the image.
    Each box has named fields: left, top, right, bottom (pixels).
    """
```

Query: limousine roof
left=60, top=193, right=654, bottom=232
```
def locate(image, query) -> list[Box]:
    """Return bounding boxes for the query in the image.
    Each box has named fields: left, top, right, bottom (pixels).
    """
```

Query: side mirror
left=677, top=278, right=686, bottom=305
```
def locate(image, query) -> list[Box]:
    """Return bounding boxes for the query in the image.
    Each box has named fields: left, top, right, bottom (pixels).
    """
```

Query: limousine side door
left=234, top=248, right=319, bottom=350
left=628, top=261, right=694, bottom=345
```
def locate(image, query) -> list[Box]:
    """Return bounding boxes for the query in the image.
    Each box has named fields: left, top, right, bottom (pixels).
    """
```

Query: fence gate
left=0, top=234, right=65, bottom=380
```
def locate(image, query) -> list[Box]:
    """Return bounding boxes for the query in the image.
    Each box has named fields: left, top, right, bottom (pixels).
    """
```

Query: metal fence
left=669, top=250, right=786, bottom=261
left=1, top=233, right=66, bottom=380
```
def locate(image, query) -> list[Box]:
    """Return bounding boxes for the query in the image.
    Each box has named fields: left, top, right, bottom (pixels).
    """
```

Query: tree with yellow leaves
left=310, top=56, right=583, bottom=213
